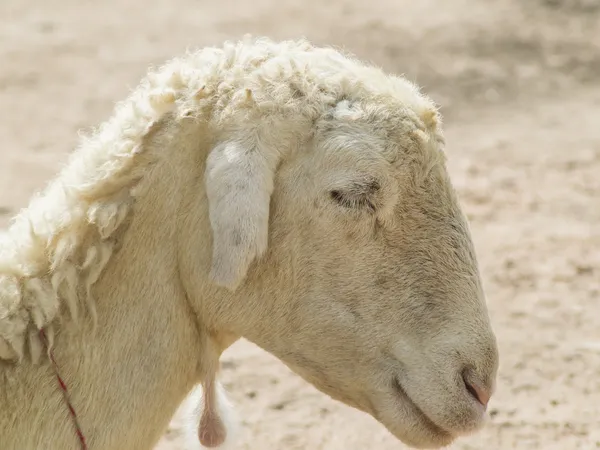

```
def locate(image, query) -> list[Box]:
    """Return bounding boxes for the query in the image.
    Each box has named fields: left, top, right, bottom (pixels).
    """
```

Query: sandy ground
left=1, top=0, right=600, bottom=448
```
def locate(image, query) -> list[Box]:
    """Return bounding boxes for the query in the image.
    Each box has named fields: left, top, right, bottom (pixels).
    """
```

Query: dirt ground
left=1, top=0, right=600, bottom=448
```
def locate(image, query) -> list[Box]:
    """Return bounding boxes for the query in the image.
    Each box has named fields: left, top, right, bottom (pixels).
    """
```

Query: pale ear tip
left=209, top=270, right=241, bottom=293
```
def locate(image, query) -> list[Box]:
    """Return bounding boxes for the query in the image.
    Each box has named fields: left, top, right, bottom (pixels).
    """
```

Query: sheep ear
left=205, top=139, right=276, bottom=291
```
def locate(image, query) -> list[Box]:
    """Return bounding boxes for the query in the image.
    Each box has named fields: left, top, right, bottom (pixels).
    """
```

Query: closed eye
left=329, top=189, right=376, bottom=212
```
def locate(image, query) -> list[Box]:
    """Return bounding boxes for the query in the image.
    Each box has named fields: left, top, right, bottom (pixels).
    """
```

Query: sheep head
left=192, top=71, right=498, bottom=450
left=156, top=39, right=500, bottom=449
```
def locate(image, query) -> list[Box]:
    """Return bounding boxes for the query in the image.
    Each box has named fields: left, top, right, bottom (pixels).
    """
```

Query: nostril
left=462, top=374, right=491, bottom=409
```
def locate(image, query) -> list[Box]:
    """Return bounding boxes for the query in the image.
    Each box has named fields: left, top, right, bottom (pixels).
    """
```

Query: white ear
left=205, top=138, right=276, bottom=291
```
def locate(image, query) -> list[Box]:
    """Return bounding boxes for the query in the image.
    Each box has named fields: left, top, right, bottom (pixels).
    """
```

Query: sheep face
left=202, top=95, right=498, bottom=448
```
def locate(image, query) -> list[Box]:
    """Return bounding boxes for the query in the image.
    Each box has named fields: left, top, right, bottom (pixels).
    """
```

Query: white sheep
left=0, top=36, right=498, bottom=450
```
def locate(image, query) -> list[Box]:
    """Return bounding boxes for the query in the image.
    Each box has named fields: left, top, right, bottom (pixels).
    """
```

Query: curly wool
left=0, top=35, right=442, bottom=362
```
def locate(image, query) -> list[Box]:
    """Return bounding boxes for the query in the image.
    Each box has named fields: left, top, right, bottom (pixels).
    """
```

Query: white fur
left=0, top=36, right=498, bottom=450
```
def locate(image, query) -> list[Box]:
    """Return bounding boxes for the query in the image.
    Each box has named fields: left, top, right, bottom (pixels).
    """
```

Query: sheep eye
left=329, top=189, right=376, bottom=212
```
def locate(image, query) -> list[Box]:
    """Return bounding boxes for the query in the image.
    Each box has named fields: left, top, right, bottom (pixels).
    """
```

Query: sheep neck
left=39, top=328, right=88, bottom=450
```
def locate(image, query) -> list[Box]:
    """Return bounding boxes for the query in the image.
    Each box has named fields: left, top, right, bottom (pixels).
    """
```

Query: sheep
left=0, top=36, right=499, bottom=450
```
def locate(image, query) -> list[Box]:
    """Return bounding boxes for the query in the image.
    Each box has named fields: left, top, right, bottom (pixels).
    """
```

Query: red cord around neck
left=39, top=329, right=88, bottom=450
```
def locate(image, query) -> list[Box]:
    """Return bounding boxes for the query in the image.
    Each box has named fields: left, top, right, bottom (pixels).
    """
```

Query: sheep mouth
left=391, top=377, right=454, bottom=440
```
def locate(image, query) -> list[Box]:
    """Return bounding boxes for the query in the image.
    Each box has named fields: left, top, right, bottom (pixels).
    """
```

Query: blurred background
left=1, top=0, right=599, bottom=448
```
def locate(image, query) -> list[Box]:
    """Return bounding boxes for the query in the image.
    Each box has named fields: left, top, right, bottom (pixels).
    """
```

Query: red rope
left=39, top=329, right=88, bottom=450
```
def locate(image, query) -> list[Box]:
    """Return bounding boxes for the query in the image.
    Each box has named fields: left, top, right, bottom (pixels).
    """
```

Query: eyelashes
left=329, top=188, right=377, bottom=213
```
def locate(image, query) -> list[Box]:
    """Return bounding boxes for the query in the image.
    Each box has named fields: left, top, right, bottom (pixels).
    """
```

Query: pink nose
left=464, top=379, right=491, bottom=409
